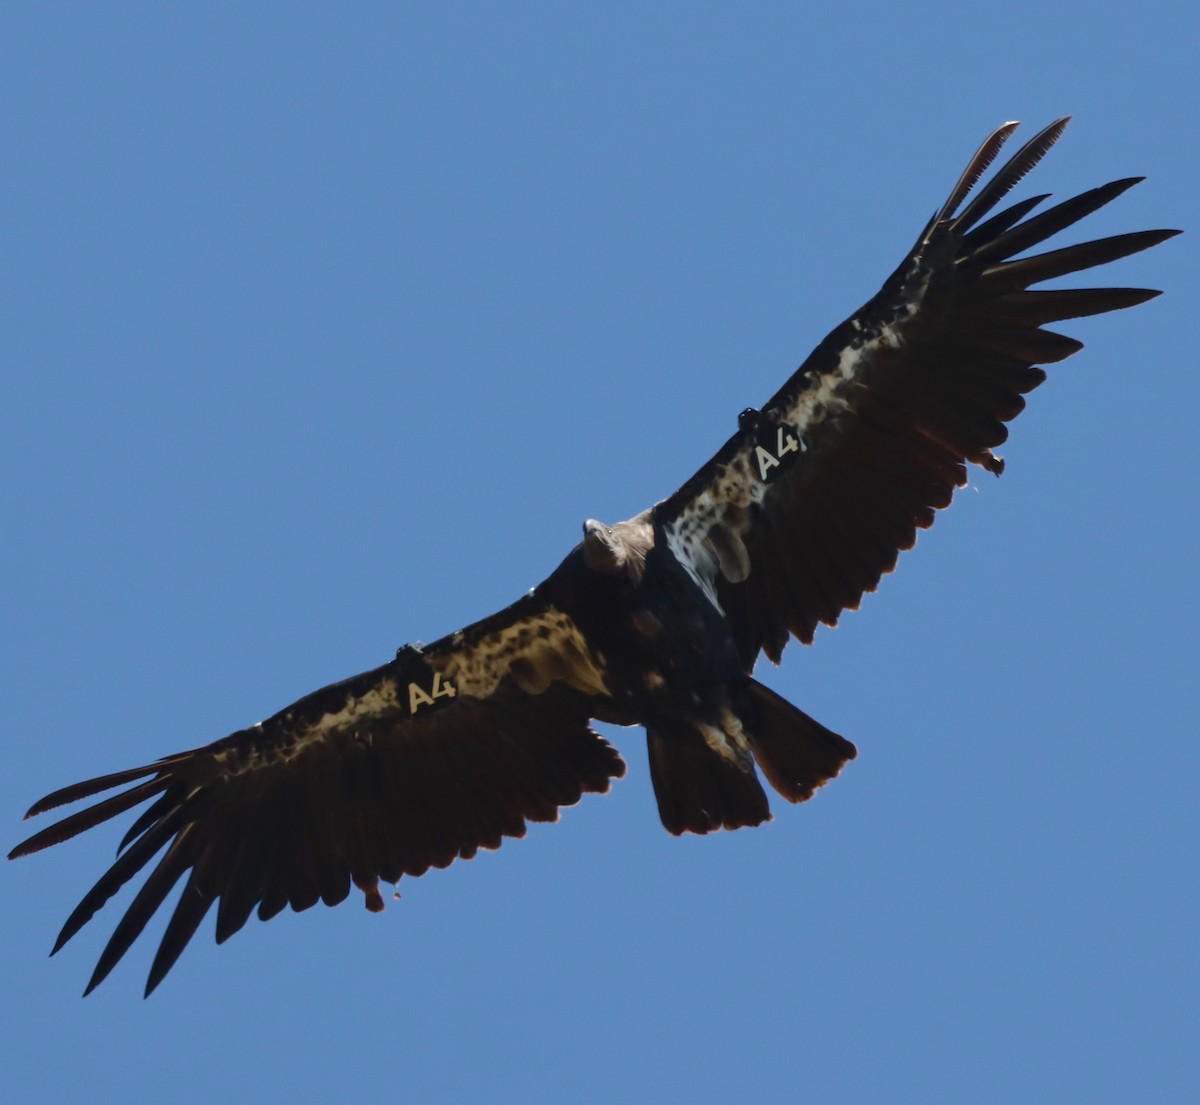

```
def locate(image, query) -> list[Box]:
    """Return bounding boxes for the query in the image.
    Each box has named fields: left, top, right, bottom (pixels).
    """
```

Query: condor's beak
left=582, top=519, right=620, bottom=574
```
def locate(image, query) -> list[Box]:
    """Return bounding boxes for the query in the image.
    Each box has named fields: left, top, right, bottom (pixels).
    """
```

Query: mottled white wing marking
left=209, top=677, right=405, bottom=775
left=206, top=606, right=611, bottom=780
left=308, top=678, right=402, bottom=728
left=663, top=277, right=928, bottom=602
left=434, top=605, right=609, bottom=701
left=789, top=320, right=907, bottom=427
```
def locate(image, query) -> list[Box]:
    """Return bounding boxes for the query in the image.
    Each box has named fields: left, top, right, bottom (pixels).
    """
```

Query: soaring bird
left=10, top=118, right=1178, bottom=996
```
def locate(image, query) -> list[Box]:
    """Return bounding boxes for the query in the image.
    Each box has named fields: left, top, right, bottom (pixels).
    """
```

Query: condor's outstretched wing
left=8, top=592, right=622, bottom=996
left=655, top=118, right=1179, bottom=667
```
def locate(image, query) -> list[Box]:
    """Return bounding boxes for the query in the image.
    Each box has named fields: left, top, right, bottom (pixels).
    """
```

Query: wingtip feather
left=22, top=760, right=175, bottom=820
left=938, top=120, right=1021, bottom=222
left=952, top=117, right=1072, bottom=234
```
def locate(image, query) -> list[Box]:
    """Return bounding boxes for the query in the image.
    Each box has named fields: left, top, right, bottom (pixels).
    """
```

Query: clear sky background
left=3, top=4, right=1196, bottom=1103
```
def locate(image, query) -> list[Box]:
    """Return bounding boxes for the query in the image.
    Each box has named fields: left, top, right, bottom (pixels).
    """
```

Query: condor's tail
left=646, top=680, right=855, bottom=835
left=744, top=680, right=856, bottom=804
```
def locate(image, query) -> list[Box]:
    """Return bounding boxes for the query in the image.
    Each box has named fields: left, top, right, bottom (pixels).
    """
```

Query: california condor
left=9, top=118, right=1178, bottom=996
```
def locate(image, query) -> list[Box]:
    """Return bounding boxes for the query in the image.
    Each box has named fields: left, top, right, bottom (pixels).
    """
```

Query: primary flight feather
left=10, top=118, right=1178, bottom=996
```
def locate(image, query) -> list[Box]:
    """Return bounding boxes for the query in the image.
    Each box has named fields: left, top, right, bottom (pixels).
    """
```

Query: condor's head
left=581, top=516, right=652, bottom=580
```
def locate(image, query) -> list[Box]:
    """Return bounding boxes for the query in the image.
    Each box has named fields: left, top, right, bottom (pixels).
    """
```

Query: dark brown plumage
left=10, top=118, right=1178, bottom=996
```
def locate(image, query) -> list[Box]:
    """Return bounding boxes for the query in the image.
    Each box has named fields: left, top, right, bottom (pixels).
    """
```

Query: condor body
left=10, top=118, right=1178, bottom=996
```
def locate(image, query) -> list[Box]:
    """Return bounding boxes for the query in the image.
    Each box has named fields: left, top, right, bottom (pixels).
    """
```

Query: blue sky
left=3, top=4, right=1196, bottom=1103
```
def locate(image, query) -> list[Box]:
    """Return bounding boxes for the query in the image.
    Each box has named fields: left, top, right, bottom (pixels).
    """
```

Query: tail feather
left=646, top=727, right=769, bottom=837
left=645, top=681, right=854, bottom=836
left=745, top=681, right=856, bottom=803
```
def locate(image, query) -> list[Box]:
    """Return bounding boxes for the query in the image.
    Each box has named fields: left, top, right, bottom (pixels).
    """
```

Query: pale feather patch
left=706, top=522, right=752, bottom=583
left=208, top=677, right=404, bottom=775
left=664, top=274, right=929, bottom=599
left=435, top=606, right=609, bottom=701
left=785, top=319, right=905, bottom=435
left=309, top=680, right=402, bottom=730
left=664, top=508, right=723, bottom=610
left=697, top=709, right=755, bottom=772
